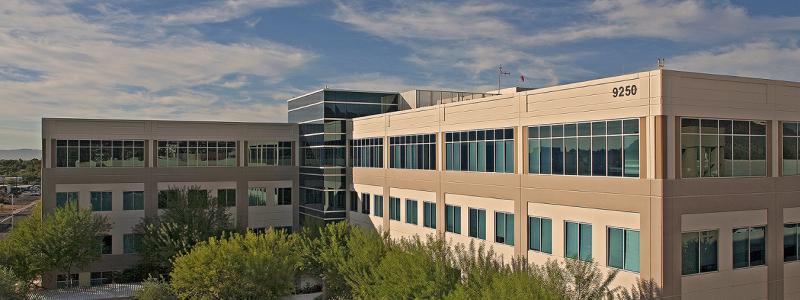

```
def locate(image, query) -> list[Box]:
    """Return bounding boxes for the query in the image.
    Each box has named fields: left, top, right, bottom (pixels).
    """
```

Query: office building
left=41, top=69, right=800, bottom=299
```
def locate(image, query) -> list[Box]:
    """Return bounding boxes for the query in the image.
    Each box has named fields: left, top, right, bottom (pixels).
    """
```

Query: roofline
left=286, top=88, right=399, bottom=102
left=41, top=117, right=297, bottom=126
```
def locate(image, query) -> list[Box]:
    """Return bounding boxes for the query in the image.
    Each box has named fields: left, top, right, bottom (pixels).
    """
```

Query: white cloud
left=332, top=1, right=514, bottom=41
left=0, top=0, right=315, bottom=149
left=521, top=0, right=800, bottom=45
left=161, top=0, right=301, bottom=25
left=669, top=40, right=800, bottom=81
left=332, top=0, right=800, bottom=81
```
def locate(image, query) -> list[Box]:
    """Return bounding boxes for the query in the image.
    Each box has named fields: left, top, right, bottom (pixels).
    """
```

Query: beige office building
left=40, top=69, right=800, bottom=299
left=348, top=69, right=800, bottom=300
left=40, top=119, right=298, bottom=288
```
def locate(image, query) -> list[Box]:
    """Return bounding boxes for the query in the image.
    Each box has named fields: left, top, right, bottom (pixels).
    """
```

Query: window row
left=384, top=196, right=436, bottom=229
left=157, top=141, right=237, bottom=167
left=445, top=128, right=515, bottom=173
left=681, top=118, right=767, bottom=178
left=248, top=142, right=293, bottom=166
left=92, top=233, right=143, bottom=256
left=55, top=140, right=145, bottom=168
left=352, top=137, right=383, bottom=168
left=55, top=191, right=144, bottom=211
left=390, top=134, right=437, bottom=170
left=681, top=226, right=766, bottom=276
left=349, top=192, right=374, bottom=215
left=528, top=119, right=639, bottom=177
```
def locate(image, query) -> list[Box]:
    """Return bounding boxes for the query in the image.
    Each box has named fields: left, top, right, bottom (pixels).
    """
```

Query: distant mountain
left=0, top=149, right=41, bottom=160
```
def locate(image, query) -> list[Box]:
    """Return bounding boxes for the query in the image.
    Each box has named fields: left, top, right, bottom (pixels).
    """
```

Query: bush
left=362, top=236, right=459, bottom=299
left=170, top=230, right=300, bottom=300
left=136, top=277, right=177, bottom=300
left=0, top=267, right=28, bottom=300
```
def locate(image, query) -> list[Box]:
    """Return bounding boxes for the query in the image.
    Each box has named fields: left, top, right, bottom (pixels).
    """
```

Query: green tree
left=134, top=187, right=232, bottom=275
left=0, top=202, right=110, bottom=287
left=170, top=230, right=300, bottom=300
left=299, top=221, right=354, bottom=298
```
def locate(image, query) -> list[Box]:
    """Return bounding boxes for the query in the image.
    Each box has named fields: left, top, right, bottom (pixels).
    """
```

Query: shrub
left=136, top=277, right=177, bottom=300
left=0, top=267, right=28, bottom=300
left=170, top=230, right=300, bottom=300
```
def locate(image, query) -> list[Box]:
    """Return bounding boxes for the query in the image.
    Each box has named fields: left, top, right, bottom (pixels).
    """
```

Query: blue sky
left=1, top=0, right=799, bottom=149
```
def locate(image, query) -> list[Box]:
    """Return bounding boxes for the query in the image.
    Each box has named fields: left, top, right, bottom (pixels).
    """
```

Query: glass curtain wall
left=289, top=90, right=398, bottom=226
left=352, top=137, right=384, bottom=168
left=445, top=128, right=514, bottom=173
left=56, top=140, right=145, bottom=168
left=248, top=141, right=293, bottom=166
left=680, top=118, right=767, bottom=178
left=528, top=119, right=639, bottom=177
left=390, top=134, right=436, bottom=170
left=157, top=141, right=236, bottom=167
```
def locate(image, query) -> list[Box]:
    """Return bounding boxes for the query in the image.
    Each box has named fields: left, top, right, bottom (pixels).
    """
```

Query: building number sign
left=612, top=85, right=637, bottom=97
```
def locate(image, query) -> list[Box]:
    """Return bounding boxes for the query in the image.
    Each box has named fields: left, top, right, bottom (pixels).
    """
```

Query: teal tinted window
left=216, top=189, right=236, bottom=207
left=276, top=188, right=291, bottom=206
left=123, top=191, right=144, bottom=210
left=785, top=223, right=799, bottom=262
left=390, top=197, right=401, bottom=221
left=682, top=230, right=719, bottom=275
left=390, top=134, right=435, bottom=170
left=529, top=119, right=638, bottom=177
left=565, top=221, right=591, bottom=261
left=423, top=202, right=436, bottom=229
left=446, top=204, right=461, bottom=234
left=528, top=216, right=552, bottom=254
left=731, top=226, right=766, bottom=269
left=495, top=212, right=514, bottom=246
left=681, top=118, right=767, bottom=178
left=374, top=195, right=384, bottom=217
left=56, top=192, right=79, bottom=209
left=608, top=228, right=640, bottom=272
left=445, top=128, right=514, bottom=173
left=782, top=122, right=800, bottom=176
left=352, top=137, right=383, bottom=168
left=90, top=191, right=112, bottom=211
left=468, top=208, right=486, bottom=240
left=405, top=199, right=418, bottom=224
left=123, top=233, right=142, bottom=254
left=360, top=193, right=370, bottom=214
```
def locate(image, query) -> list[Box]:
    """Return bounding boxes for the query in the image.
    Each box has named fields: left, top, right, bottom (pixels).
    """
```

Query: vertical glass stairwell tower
left=288, top=89, right=399, bottom=227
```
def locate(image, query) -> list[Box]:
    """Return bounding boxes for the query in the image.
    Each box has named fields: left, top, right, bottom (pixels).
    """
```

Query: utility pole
left=498, top=65, right=510, bottom=93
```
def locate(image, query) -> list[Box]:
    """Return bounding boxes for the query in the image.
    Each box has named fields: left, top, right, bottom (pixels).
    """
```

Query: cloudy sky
left=1, top=0, right=799, bottom=149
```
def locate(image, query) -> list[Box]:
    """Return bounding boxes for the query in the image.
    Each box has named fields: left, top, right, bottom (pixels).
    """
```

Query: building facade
left=40, top=119, right=298, bottom=288
left=348, top=69, right=800, bottom=300
left=288, top=89, right=399, bottom=226
left=40, top=69, right=800, bottom=299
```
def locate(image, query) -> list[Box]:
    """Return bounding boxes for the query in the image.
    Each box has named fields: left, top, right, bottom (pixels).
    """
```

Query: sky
left=0, top=0, right=799, bottom=149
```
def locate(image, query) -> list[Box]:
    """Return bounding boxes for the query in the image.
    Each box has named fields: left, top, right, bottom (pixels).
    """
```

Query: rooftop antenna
left=497, top=65, right=510, bottom=94
left=657, top=58, right=666, bottom=69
